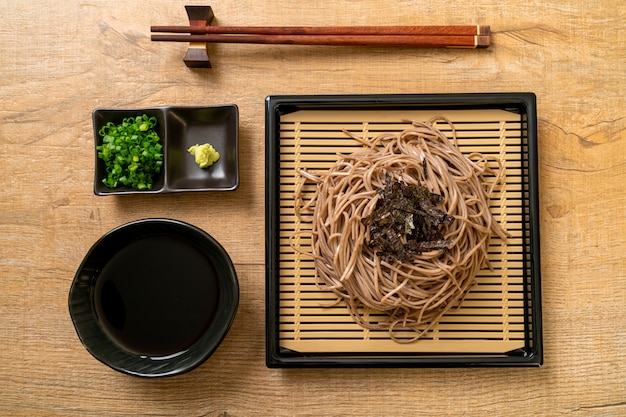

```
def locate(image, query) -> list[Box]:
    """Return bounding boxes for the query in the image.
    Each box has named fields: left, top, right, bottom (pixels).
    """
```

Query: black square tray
left=265, top=93, right=542, bottom=367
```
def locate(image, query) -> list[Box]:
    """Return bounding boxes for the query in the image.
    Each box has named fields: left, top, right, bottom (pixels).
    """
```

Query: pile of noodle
left=294, top=117, right=508, bottom=342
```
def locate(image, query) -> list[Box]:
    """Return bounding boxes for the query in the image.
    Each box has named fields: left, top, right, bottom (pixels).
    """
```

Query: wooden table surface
left=1, top=1, right=624, bottom=415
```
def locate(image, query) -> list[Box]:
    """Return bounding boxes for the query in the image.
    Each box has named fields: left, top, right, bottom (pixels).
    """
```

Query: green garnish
left=96, top=114, right=163, bottom=190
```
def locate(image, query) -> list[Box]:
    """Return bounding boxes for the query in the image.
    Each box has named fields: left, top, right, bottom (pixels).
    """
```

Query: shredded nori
left=363, top=175, right=454, bottom=262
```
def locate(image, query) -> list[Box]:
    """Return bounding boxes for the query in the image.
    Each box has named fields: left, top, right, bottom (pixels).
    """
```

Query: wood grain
left=0, top=0, right=624, bottom=416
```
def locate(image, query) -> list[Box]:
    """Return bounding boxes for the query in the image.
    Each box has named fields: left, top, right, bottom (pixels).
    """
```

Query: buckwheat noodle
left=293, top=117, right=508, bottom=342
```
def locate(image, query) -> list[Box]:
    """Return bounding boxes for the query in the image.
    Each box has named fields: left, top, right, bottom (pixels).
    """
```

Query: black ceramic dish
left=68, top=219, right=239, bottom=377
left=93, top=105, right=239, bottom=195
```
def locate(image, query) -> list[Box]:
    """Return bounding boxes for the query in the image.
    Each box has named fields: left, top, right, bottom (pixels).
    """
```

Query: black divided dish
left=93, top=105, right=239, bottom=195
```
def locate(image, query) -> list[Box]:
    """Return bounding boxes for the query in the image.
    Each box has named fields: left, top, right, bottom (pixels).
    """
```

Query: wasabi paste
left=188, top=143, right=220, bottom=168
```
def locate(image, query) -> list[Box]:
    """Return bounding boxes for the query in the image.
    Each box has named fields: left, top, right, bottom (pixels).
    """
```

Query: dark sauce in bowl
left=93, top=235, right=219, bottom=357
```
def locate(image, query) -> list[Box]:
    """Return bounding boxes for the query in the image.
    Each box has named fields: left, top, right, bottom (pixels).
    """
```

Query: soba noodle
left=293, top=117, right=508, bottom=342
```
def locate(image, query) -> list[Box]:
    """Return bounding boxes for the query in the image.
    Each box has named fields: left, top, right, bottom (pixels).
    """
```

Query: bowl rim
left=68, top=218, right=239, bottom=377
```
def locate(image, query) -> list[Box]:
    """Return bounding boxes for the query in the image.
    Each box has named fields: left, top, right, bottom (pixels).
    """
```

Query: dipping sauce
left=93, top=235, right=219, bottom=357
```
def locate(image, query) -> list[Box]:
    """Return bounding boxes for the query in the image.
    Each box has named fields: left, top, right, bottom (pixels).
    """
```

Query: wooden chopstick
left=150, top=25, right=490, bottom=37
left=151, top=34, right=490, bottom=48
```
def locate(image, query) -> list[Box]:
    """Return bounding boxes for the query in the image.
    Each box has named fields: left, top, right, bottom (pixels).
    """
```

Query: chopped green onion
left=96, top=114, right=163, bottom=190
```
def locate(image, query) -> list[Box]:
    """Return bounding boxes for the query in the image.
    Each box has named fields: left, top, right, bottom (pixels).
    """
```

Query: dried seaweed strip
left=363, top=175, right=453, bottom=262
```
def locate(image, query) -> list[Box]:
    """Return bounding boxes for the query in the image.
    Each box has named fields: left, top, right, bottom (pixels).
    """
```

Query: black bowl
left=68, top=219, right=239, bottom=377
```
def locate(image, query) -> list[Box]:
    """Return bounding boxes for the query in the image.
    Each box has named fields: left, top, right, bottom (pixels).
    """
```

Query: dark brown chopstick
left=151, top=25, right=490, bottom=37
left=151, top=34, right=490, bottom=48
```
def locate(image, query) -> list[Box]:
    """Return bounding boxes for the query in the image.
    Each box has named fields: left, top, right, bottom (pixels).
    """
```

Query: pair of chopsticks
left=150, top=25, right=491, bottom=48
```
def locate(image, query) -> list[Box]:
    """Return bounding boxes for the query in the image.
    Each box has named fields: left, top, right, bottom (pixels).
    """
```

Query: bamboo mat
left=277, top=108, right=530, bottom=354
